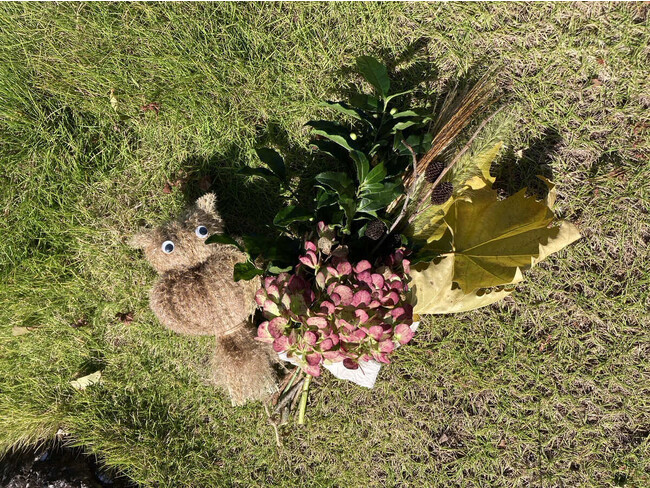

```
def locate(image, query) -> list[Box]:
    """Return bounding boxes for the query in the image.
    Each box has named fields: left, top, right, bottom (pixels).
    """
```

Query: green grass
left=1, top=3, right=649, bottom=487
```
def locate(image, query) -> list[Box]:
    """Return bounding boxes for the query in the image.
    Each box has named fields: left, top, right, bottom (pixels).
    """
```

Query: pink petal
left=273, top=336, right=290, bottom=353
left=379, top=340, right=395, bottom=354
left=264, top=276, right=276, bottom=289
left=343, top=358, right=359, bottom=370
left=315, top=271, right=327, bottom=289
left=306, top=352, right=322, bottom=366
left=268, top=317, right=287, bottom=338
left=351, top=290, right=372, bottom=307
left=320, top=301, right=335, bottom=315
left=256, top=321, right=274, bottom=343
left=322, top=350, right=344, bottom=362
left=357, top=271, right=373, bottom=287
left=330, top=293, right=341, bottom=306
left=255, top=288, right=267, bottom=307
left=327, top=333, right=340, bottom=346
left=333, top=285, right=353, bottom=306
left=371, top=273, right=385, bottom=290
left=263, top=299, right=280, bottom=318
left=265, top=284, right=280, bottom=299
left=390, top=307, right=407, bottom=321
left=348, top=329, right=367, bottom=342
left=388, top=280, right=404, bottom=292
left=372, top=352, right=391, bottom=364
left=305, top=241, right=317, bottom=252
left=319, top=338, right=334, bottom=351
left=336, top=261, right=352, bottom=276
left=338, top=319, right=355, bottom=332
left=304, top=363, right=321, bottom=377
left=355, top=309, right=369, bottom=324
left=395, top=323, right=415, bottom=345
left=304, top=330, right=318, bottom=346
left=402, top=259, right=411, bottom=274
left=354, top=260, right=372, bottom=273
left=381, top=291, right=400, bottom=306
left=368, top=325, right=384, bottom=341
left=307, top=316, right=328, bottom=329
left=298, top=251, right=318, bottom=268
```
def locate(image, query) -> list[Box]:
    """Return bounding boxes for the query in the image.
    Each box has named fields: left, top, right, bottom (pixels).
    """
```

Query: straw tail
left=212, top=324, right=278, bottom=406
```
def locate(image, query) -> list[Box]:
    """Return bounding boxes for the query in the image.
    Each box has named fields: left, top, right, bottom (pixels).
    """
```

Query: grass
left=1, top=2, right=649, bottom=487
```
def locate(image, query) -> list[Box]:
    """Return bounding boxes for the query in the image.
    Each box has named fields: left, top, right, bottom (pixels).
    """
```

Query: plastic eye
left=195, top=225, right=208, bottom=238
left=161, top=240, right=175, bottom=254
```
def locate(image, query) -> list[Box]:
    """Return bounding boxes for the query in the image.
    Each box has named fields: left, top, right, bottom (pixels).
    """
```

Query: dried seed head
left=365, top=220, right=386, bottom=240
left=425, top=161, right=445, bottom=184
left=431, top=182, right=454, bottom=205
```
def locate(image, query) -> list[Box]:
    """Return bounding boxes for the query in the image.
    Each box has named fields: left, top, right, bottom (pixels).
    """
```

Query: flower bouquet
left=207, top=56, right=581, bottom=426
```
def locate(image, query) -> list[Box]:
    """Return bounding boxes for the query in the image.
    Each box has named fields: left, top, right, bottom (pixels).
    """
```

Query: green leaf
left=320, top=101, right=371, bottom=124
left=315, top=188, right=338, bottom=209
left=255, top=148, right=286, bottom=181
left=273, top=205, right=314, bottom=228
left=348, top=92, right=381, bottom=112
left=338, top=195, right=357, bottom=233
left=238, top=166, right=278, bottom=179
left=267, top=264, right=293, bottom=274
left=363, top=163, right=387, bottom=185
left=384, top=89, right=413, bottom=103
left=307, top=120, right=355, bottom=152
left=233, top=261, right=264, bottom=282
left=205, top=234, right=243, bottom=251
left=315, top=171, right=355, bottom=196
left=390, top=110, right=420, bottom=118
left=350, top=150, right=370, bottom=184
left=310, top=139, right=351, bottom=162
left=356, top=56, right=390, bottom=97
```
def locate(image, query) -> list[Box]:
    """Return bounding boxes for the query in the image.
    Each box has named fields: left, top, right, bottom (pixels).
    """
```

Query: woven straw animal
left=130, top=193, right=277, bottom=405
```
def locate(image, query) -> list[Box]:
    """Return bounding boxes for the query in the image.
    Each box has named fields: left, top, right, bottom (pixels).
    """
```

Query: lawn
left=1, top=2, right=649, bottom=487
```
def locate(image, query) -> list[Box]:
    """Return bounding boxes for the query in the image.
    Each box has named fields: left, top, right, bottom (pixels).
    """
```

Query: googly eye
left=161, top=240, right=175, bottom=254
left=195, top=225, right=208, bottom=238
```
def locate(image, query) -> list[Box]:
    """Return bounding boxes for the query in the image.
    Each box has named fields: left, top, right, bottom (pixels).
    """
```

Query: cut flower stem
left=297, top=374, right=312, bottom=425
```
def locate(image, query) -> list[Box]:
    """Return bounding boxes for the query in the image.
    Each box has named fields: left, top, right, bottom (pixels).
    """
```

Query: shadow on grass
left=493, top=128, right=562, bottom=200
left=177, top=125, right=341, bottom=236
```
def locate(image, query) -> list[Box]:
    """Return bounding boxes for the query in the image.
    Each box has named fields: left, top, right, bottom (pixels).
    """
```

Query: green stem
left=297, top=374, right=312, bottom=425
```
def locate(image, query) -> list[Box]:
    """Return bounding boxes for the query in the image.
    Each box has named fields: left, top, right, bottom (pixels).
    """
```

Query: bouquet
left=207, top=56, right=581, bottom=426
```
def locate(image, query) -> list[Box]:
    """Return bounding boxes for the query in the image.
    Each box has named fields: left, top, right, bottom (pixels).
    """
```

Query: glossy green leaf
left=363, top=163, right=387, bottom=185
left=255, top=147, right=286, bottom=181
left=349, top=92, right=380, bottom=112
left=320, top=100, right=371, bottom=124
left=350, top=150, right=370, bottom=184
left=273, top=205, right=314, bottom=228
left=315, top=171, right=354, bottom=196
left=356, top=55, right=390, bottom=97
left=233, top=261, right=264, bottom=282
left=205, top=233, right=243, bottom=251
left=238, top=166, right=277, bottom=179
left=307, top=120, right=355, bottom=152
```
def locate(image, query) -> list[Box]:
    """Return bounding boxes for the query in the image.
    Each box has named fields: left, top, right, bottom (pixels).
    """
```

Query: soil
left=0, top=446, right=135, bottom=488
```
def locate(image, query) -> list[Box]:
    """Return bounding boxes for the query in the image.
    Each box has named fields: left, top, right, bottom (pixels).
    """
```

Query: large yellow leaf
left=442, top=188, right=581, bottom=292
left=411, top=257, right=512, bottom=314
